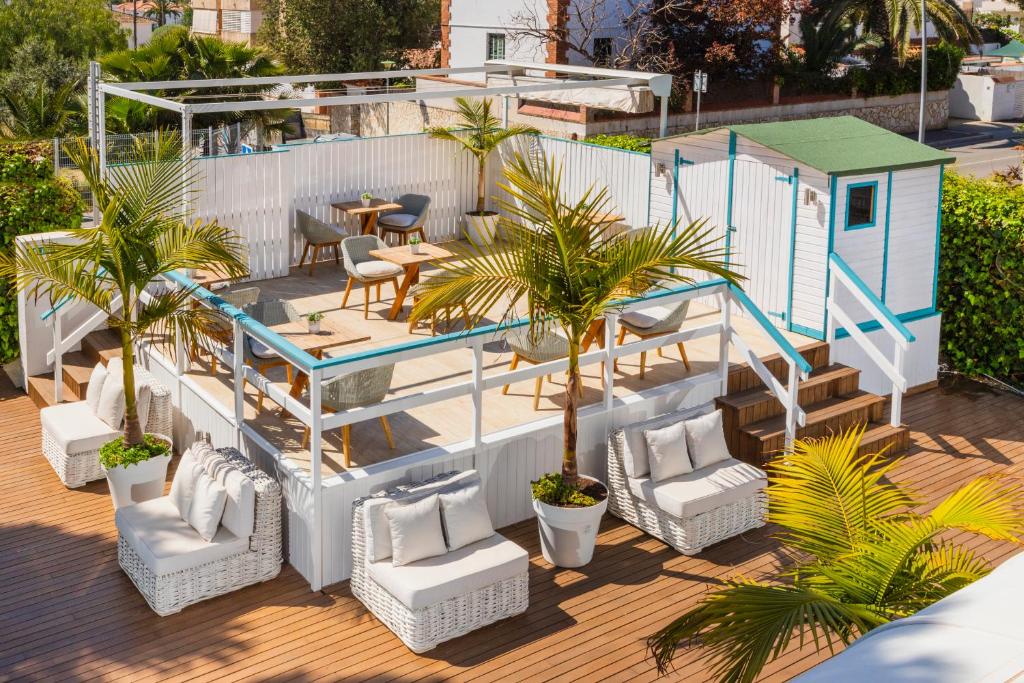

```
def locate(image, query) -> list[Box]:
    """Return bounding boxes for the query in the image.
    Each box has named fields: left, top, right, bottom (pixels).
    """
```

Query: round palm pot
left=532, top=476, right=608, bottom=567
left=102, top=434, right=173, bottom=510
left=464, top=212, right=499, bottom=246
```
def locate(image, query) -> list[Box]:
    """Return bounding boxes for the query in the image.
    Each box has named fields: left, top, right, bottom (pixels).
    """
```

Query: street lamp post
left=918, top=0, right=927, bottom=143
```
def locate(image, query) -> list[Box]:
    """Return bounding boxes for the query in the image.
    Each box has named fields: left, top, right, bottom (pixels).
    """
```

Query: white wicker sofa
left=607, top=403, right=767, bottom=555
left=115, top=442, right=282, bottom=616
left=40, top=362, right=172, bottom=488
left=351, top=470, right=529, bottom=653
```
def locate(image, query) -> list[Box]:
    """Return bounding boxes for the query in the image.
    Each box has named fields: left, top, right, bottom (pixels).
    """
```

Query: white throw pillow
left=84, top=363, right=108, bottom=414
left=95, top=372, right=126, bottom=429
left=168, top=448, right=203, bottom=521
left=620, top=424, right=652, bottom=479
left=188, top=471, right=228, bottom=542
left=684, top=410, right=732, bottom=470
left=384, top=493, right=447, bottom=566
left=439, top=481, right=494, bottom=551
left=643, top=420, right=693, bottom=482
left=135, top=381, right=152, bottom=434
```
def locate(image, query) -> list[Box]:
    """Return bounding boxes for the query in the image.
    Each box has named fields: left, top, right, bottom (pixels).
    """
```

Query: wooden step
left=716, top=364, right=861, bottom=454
left=61, top=351, right=97, bottom=401
left=26, top=373, right=76, bottom=410
left=81, top=329, right=122, bottom=367
left=858, top=422, right=911, bottom=457
left=735, top=390, right=886, bottom=465
left=726, top=341, right=831, bottom=394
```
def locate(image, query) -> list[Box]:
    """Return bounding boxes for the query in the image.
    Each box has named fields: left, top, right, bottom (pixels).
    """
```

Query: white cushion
left=187, top=472, right=228, bottom=542
left=250, top=339, right=279, bottom=360
left=684, top=409, right=732, bottom=469
left=367, top=532, right=528, bottom=611
left=135, top=381, right=152, bottom=434
left=40, top=400, right=120, bottom=454
left=84, top=363, right=108, bottom=413
left=627, top=458, right=765, bottom=519
left=617, top=404, right=714, bottom=479
left=115, top=497, right=248, bottom=574
left=620, top=305, right=673, bottom=329
left=440, top=478, right=494, bottom=551
left=643, top=420, right=693, bottom=482
left=168, top=447, right=203, bottom=521
left=363, top=470, right=479, bottom=563
left=378, top=213, right=418, bottom=228
left=384, top=493, right=448, bottom=566
left=203, top=451, right=256, bottom=540
left=95, top=371, right=126, bottom=429
left=355, top=260, right=404, bottom=279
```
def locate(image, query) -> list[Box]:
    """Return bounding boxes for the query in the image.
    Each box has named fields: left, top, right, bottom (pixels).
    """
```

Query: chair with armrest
left=378, top=194, right=430, bottom=246
left=341, top=235, right=403, bottom=319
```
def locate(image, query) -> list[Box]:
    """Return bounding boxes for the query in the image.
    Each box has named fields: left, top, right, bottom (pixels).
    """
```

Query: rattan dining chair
left=615, top=300, right=692, bottom=378
left=297, top=210, right=346, bottom=276
left=341, top=235, right=404, bottom=319
left=241, top=299, right=302, bottom=411
left=193, top=286, right=261, bottom=375
left=502, top=328, right=582, bottom=411
left=378, top=194, right=430, bottom=246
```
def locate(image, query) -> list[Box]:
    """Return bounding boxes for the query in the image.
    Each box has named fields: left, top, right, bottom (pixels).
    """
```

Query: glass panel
left=846, top=185, right=875, bottom=228
left=487, top=33, right=506, bottom=61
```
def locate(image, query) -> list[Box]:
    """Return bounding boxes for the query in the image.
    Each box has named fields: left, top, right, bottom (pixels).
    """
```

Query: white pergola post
left=472, top=343, right=484, bottom=450
left=309, top=369, right=324, bottom=592
left=603, top=312, right=617, bottom=413
left=87, top=61, right=101, bottom=222
left=233, top=320, right=246, bottom=449
left=97, top=88, right=107, bottom=181
left=718, top=292, right=731, bottom=396
left=180, top=106, right=193, bottom=219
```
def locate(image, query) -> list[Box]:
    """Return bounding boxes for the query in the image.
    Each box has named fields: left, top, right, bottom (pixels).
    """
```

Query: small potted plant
left=409, top=234, right=423, bottom=255
left=360, top=191, right=373, bottom=208
left=306, top=311, right=324, bottom=333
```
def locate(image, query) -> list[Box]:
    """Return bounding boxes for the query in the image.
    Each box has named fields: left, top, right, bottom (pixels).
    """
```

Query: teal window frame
left=844, top=180, right=878, bottom=230
left=486, top=33, right=506, bottom=60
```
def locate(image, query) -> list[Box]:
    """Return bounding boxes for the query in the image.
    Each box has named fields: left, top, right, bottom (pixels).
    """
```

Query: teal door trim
left=932, top=163, right=945, bottom=310
left=822, top=174, right=838, bottom=336
left=786, top=166, right=799, bottom=331
left=725, top=131, right=737, bottom=267
left=880, top=170, right=893, bottom=302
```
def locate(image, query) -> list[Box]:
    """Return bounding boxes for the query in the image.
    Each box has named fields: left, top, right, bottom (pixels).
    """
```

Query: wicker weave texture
left=351, top=472, right=530, bottom=653
left=118, top=447, right=283, bottom=616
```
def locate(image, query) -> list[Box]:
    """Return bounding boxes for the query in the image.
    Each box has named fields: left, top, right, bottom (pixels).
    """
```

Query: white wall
left=883, top=165, right=941, bottom=315
left=831, top=313, right=941, bottom=393
left=951, top=74, right=996, bottom=121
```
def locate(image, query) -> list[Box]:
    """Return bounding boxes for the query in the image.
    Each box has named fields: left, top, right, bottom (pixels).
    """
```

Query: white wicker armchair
left=116, top=443, right=283, bottom=616
left=606, top=404, right=767, bottom=555
left=40, top=364, right=172, bottom=488
left=351, top=470, right=529, bottom=653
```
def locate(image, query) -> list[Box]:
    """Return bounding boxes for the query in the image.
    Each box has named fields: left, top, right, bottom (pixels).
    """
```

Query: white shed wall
left=831, top=313, right=941, bottom=394
left=883, top=165, right=942, bottom=315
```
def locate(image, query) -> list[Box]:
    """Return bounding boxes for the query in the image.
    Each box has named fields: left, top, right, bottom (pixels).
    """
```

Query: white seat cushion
left=355, top=261, right=404, bottom=279
left=367, top=532, right=528, bottom=611
left=249, top=339, right=279, bottom=360
left=620, top=305, right=673, bottom=330
left=40, top=400, right=120, bottom=454
left=116, top=497, right=249, bottom=574
left=626, top=458, right=765, bottom=519
left=378, top=213, right=419, bottom=228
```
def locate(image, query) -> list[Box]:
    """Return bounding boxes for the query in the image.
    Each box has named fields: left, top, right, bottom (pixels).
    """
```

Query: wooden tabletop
left=267, top=319, right=370, bottom=354
left=331, top=198, right=403, bottom=215
left=369, top=243, right=454, bottom=267
left=189, top=268, right=242, bottom=287
left=592, top=211, right=626, bottom=225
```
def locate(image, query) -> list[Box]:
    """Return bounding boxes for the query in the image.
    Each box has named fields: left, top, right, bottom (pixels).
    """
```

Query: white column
left=471, top=342, right=483, bottom=450
left=180, top=107, right=193, bottom=220
left=233, top=320, right=245, bottom=448
left=659, top=96, right=669, bottom=138
left=97, top=90, right=107, bottom=181
left=784, top=361, right=799, bottom=450
left=53, top=315, right=63, bottom=404
left=309, top=368, right=324, bottom=592
left=718, top=292, right=731, bottom=396
left=891, top=345, right=905, bottom=427
left=603, top=313, right=617, bottom=413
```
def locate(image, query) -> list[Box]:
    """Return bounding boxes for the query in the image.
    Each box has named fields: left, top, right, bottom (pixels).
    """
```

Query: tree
left=507, top=0, right=613, bottom=65
left=647, top=427, right=1024, bottom=683
left=0, top=0, right=126, bottom=74
left=0, top=134, right=248, bottom=448
left=144, top=0, right=184, bottom=27
left=412, top=152, right=739, bottom=487
left=0, top=80, right=83, bottom=140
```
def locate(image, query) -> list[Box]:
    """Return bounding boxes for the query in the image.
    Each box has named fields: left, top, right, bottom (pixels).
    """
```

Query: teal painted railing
left=828, top=253, right=915, bottom=343
left=727, top=284, right=813, bottom=375
left=40, top=266, right=109, bottom=322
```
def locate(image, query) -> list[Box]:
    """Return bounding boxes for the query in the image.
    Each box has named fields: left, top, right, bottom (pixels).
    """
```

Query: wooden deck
left=2, top=375, right=1023, bottom=681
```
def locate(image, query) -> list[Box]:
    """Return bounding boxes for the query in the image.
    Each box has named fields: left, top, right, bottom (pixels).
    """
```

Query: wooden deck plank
left=1, top=374, right=1023, bottom=681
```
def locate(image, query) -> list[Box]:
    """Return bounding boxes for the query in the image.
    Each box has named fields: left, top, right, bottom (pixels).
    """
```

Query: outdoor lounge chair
left=351, top=470, right=529, bottom=653
left=194, top=286, right=261, bottom=375
left=40, top=363, right=172, bottom=488
left=115, top=442, right=282, bottom=616
left=502, top=328, right=582, bottom=411
left=241, top=299, right=301, bottom=411
left=341, top=235, right=403, bottom=319
left=606, top=403, right=766, bottom=555
left=301, top=359, right=396, bottom=467
left=615, top=300, right=691, bottom=378
left=296, top=210, right=346, bottom=275
left=377, top=193, right=430, bottom=245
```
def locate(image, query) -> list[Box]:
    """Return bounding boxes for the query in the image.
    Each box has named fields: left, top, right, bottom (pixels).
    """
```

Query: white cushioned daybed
left=41, top=362, right=172, bottom=488
left=607, top=402, right=767, bottom=555
left=351, top=470, right=529, bottom=653
left=115, top=442, right=282, bottom=616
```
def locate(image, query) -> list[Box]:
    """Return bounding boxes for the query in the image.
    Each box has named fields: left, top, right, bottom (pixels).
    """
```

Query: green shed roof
left=663, top=116, right=955, bottom=176
left=990, top=39, right=1024, bottom=58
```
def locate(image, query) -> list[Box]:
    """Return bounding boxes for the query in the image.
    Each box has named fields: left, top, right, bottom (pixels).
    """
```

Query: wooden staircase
left=716, top=341, right=910, bottom=466
left=27, top=329, right=122, bottom=410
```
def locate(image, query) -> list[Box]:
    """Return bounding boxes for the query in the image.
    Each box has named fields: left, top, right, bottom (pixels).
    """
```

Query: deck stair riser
left=726, top=341, right=830, bottom=395
left=27, top=329, right=123, bottom=410
left=81, top=329, right=122, bottom=367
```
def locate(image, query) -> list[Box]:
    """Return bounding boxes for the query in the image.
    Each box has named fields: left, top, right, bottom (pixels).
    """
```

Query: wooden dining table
left=266, top=318, right=370, bottom=402
left=332, top=198, right=403, bottom=236
left=368, top=243, right=455, bottom=321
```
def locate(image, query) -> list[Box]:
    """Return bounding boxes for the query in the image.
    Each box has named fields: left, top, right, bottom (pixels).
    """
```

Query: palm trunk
left=562, top=340, right=580, bottom=488
left=476, top=155, right=486, bottom=214
left=120, top=328, right=144, bottom=446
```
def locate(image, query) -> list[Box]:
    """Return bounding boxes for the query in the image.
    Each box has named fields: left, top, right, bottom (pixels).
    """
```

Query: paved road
left=921, top=119, right=1024, bottom=178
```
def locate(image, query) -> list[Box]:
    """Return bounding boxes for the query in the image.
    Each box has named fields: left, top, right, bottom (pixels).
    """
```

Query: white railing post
left=603, top=312, right=617, bottom=413
left=471, top=342, right=483, bottom=450
left=232, top=319, right=245, bottom=447
left=784, top=361, right=799, bottom=450
left=310, top=368, right=323, bottom=592
left=718, top=293, right=731, bottom=396
left=891, top=344, right=904, bottom=426
left=53, top=314, right=63, bottom=403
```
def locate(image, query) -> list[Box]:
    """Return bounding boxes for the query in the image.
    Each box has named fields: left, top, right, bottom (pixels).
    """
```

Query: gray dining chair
left=301, top=360, right=396, bottom=467
left=241, top=299, right=302, bottom=411
left=378, top=193, right=430, bottom=245
left=502, top=328, right=582, bottom=411
left=297, top=209, right=346, bottom=275
left=615, top=300, right=692, bottom=378
left=341, top=235, right=403, bottom=319
left=193, top=286, right=261, bottom=376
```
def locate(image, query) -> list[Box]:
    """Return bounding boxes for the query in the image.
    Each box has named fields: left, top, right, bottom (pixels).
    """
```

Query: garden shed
left=648, top=116, right=955, bottom=392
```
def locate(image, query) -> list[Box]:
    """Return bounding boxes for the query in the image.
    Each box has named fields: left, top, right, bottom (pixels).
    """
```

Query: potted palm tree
left=647, top=427, right=1024, bottom=683
left=412, top=152, right=739, bottom=567
left=1, top=134, right=248, bottom=503
left=427, top=97, right=539, bottom=246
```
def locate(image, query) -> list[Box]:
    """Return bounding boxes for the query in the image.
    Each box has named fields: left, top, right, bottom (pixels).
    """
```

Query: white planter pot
left=464, top=212, right=499, bottom=246
left=103, top=435, right=173, bottom=510
left=410, top=242, right=422, bottom=255
left=532, top=476, right=608, bottom=568
left=361, top=197, right=372, bottom=207
left=308, top=321, right=321, bottom=333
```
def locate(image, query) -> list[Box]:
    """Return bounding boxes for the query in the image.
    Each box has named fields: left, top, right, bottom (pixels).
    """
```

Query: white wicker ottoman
left=351, top=471, right=530, bottom=653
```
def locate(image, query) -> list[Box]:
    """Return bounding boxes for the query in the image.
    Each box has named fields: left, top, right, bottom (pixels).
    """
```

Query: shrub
left=0, top=142, right=83, bottom=363
left=848, top=42, right=965, bottom=97
left=99, top=434, right=171, bottom=469
left=938, top=171, right=1024, bottom=381
left=531, top=472, right=598, bottom=506
left=583, top=134, right=652, bottom=154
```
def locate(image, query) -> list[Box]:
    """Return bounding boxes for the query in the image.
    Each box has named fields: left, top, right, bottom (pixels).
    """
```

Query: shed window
left=593, top=38, right=613, bottom=66
left=486, top=33, right=506, bottom=61
left=845, top=182, right=877, bottom=230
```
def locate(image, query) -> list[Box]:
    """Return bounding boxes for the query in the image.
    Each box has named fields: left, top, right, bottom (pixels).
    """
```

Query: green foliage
left=848, top=42, right=965, bottom=96
left=938, top=171, right=1024, bottom=380
left=0, top=0, right=127, bottom=74
left=530, top=473, right=599, bottom=507
left=305, top=311, right=324, bottom=322
left=647, top=427, right=1024, bottom=683
left=583, top=134, right=652, bottom=154
left=100, top=433, right=171, bottom=469
left=0, top=142, right=83, bottom=363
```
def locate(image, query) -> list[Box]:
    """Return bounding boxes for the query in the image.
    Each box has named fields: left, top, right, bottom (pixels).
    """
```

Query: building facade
left=191, top=0, right=263, bottom=44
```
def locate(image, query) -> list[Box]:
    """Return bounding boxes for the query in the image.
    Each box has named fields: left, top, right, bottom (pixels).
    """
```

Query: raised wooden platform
left=2, top=375, right=1023, bottom=681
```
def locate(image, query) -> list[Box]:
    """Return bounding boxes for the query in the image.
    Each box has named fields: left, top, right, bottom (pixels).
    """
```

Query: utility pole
left=918, top=0, right=927, bottom=143
left=132, top=0, right=138, bottom=49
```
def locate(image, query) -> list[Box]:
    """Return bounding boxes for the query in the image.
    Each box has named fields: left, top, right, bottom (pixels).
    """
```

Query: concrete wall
left=951, top=73, right=1024, bottom=121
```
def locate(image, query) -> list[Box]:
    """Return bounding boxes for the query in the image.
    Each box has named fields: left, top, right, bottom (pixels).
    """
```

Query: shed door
left=729, top=160, right=795, bottom=330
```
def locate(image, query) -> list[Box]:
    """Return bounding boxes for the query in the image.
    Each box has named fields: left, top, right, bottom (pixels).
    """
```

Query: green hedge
left=0, top=142, right=83, bottom=363
left=583, top=134, right=652, bottom=154
left=938, top=171, right=1024, bottom=381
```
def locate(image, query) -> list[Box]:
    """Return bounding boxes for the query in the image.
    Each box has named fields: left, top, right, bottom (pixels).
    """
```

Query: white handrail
left=46, top=294, right=123, bottom=403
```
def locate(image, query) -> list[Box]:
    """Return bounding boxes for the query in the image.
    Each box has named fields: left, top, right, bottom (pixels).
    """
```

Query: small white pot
left=308, top=320, right=321, bottom=333
left=410, top=242, right=422, bottom=254
left=103, top=434, right=173, bottom=510
left=361, top=197, right=372, bottom=207
left=532, top=476, right=608, bottom=568
left=464, top=212, right=499, bottom=246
